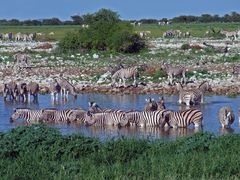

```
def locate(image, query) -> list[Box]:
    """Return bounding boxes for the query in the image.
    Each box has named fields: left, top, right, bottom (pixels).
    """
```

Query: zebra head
left=84, top=111, right=95, bottom=126
left=88, top=101, right=101, bottom=113
left=223, top=110, right=232, bottom=128
left=144, top=97, right=158, bottom=111
left=9, top=108, right=23, bottom=122
left=157, top=97, right=166, bottom=110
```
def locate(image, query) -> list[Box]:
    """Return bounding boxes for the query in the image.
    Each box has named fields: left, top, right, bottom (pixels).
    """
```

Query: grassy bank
left=0, top=125, right=240, bottom=179
left=1, top=22, right=240, bottom=40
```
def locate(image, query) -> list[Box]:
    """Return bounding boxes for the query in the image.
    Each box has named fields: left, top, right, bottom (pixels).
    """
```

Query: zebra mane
left=198, top=81, right=209, bottom=91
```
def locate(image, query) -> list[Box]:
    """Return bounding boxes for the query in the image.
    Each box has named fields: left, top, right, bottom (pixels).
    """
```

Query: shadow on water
left=1, top=94, right=240, bottom=140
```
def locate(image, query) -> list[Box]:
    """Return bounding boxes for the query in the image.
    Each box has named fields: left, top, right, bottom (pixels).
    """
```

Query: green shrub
left=59, top=9, right=145, bottom=53
left=181, top=43, right=191, bottom=50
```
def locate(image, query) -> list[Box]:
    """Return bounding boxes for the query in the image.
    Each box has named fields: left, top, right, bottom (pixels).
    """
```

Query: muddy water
left=1, top=94, right=240, bottom=141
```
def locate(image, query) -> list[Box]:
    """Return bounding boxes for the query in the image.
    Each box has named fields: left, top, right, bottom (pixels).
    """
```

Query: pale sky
left=0, top=0, right=239, bottom=20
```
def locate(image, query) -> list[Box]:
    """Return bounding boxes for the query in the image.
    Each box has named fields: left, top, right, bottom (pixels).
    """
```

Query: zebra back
left=112, top=66, right=138, bottom=79
left=168, top=108, right=203, bottom=128
left=218, top=107, right=235, bottom=128
left=10, top=108, right=43, bottom=124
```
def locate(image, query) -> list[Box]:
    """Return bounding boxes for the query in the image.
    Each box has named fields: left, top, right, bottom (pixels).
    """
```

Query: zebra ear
left=88, top=102, right=91, bottom=107
left=13, top=108, right=16, bottom=113
left=145, top=98, right=149, bottom=102
left=227, top=112, right=231, bottom=117
left=151, top=98, right=154, bottom=101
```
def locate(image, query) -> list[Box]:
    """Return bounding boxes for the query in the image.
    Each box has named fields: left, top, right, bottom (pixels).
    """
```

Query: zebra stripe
left=162, top=64, right=186, bottom=85
left=218, top=107, right=235, bottom=128
left=125, top=110, right=170, bottom=127
left=168, top=108, right=203, bottom=128
left=144, top=97, right=158, bottom=111
left=85, top=112, right=128, bottom=127
left=41, top=109, right=77, bottom=123
left=176, top=81, right=210, bottom=106
left=111, top=66, right=138, bottom=87
left=10, top=108, right=43, bottom=124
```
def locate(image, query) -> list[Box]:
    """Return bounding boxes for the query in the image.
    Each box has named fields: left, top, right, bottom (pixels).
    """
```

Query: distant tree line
left=0, top=11, right=240, bottom=26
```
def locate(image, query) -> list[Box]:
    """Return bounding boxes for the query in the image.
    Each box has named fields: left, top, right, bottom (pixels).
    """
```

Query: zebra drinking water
left=166, top=108, right=203, bottom=128
left=85, top=111, right=129, bottom=127
left=10, top=108, right=44, bottom=124
left=218, top=107, right=235, bottom=128
left=125, top=110, right=171, bottom=128
left=57, top=78, right=77, bottom=99
left=88, top=101, right=122, bottom=113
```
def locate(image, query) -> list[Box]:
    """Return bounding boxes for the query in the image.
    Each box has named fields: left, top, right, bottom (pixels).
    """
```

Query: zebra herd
left=9, top=97, right=203, bottom=129
left=0, top=32, right=37, bottom=41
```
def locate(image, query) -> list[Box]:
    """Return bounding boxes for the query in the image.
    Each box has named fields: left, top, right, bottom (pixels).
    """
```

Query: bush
left=181, top=43, right=191, bottom=50
left=59, top=9, right=145, bottom=53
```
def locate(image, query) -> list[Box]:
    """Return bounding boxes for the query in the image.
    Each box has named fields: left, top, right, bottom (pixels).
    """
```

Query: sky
left=0, top=0, right=239, bottom=20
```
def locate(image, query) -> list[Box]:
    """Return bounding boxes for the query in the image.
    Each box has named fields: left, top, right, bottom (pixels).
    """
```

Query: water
left=1, top=94, right=240, bottom=141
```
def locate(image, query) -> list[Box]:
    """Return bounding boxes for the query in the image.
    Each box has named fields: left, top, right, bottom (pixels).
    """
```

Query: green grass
left=1, top=22, right=240, bottom=41
left=1, top=125, right=240, bottom=179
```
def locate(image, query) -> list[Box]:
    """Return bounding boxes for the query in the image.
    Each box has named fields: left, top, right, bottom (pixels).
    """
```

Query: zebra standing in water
left=166, top=108, right=203, bottom=128
left=157, top=97, right=166, bottom=110
left=85, top=111, right=129, bottom=127
left=57, top=78, right=77, bottom=99
left=176, top=81, right=210, bottom=106
left=27, top=82, right=39, bottom=102
left=161, top=64, right=186, bottom=85
left=10, top=108, right=44, bottom=124
left=40, top=109, right=79, bottom=123
left=125, top=110, right=171, bottom=128
left=144, top=97, right=158, bottom=111
left=49, top=79, right=61, bottom=101
left=111, top=66, right=139, bottom=87
left=218, top=107, right=235, bottom=128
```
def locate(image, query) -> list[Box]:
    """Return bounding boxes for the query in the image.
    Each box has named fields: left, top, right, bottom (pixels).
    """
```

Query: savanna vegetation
left=1, top=125, right=240, bottom=179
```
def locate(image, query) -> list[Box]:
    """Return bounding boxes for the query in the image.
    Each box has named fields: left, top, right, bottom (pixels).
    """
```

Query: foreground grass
left=1, top=22, right=240, bottom=40
left=0, top=125, right=240, bottom=179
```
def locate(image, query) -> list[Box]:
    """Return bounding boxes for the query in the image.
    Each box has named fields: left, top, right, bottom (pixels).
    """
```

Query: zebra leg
left=123, top=78, right=126, bottom=87
left=66, top=91, right=69, bottom=99
left=28, top=93, right=31, bottom=103
left=201, top=94, right=204, bottom=103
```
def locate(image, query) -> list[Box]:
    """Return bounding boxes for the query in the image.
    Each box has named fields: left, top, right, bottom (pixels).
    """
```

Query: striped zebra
left=162, top=64, right=186, bottom=85
left=49, top=79, right=61, bottom=101
left=40, top=109, right=79, bottom=123
left=27, top=82, right=39, bottom=102
left=111, top=66, right=139, bottom=87
left=57, top=78, right=77, bottom=99
left=144, top=97, right=158, bottom=111
left=218, top=107, right=235, bottom=128
left=88, top=101, right=122, bottom=113
left=220, top=30, right=238, bottom=40
left=10, top=108, right=44, bottom=124
left=176, top=81, right=210, bottom=106
left=166, top=108, right=203, bottom=128
left=85, top=111, right=129, bottom=127
left=3, top=81, right=18, bottom=101
left=125, top=110, right=171, bottom=128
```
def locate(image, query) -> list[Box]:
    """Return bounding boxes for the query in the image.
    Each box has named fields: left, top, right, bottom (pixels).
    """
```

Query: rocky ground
left=0, top=37, right=240, bottom=96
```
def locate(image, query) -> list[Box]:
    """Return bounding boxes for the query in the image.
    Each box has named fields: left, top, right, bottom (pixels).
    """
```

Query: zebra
left=14, top=53, right=31, bottom=70
left=125, top=110, right=171, bottom=128
left=3, top=81, right=18, bottom=100
left=157, top=97, right=166, bottom=110
left=13, top=82, right=28, bottom=102
left=144, top=97, right=158, bottom=111
left=218, top=107, right=235, bottom=128
left=49, top=79, right=61, bottom=101
left=10, top=108, right=44, bottom=124
left=111, top=66, right=139, bottom=87
left=57, top=78, right=77, bottom=99
left=162, top=63, right=186, bottom=85
left=27, top=82, right=39, bottom=102
left=88, top=101, right=122, bottom=113
left=40, top=109, right=78, bottom=123
left=176, top=81, right=210, bottom=106
left=220, top=30, right=238, bottom=40
left=232, top=65, right=240, bottom=77
left=68, top=108, right=87, bottom=123
left=166, top=108, right=203, bottom=128
left=85, top=111, right=129, bottom=127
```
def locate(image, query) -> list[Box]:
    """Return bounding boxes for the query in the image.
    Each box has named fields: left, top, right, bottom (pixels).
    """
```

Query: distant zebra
left=162, top=64, right=186, bottom=85
left=3, top=81, right=18, bottom=100
left=218, top=107, right=235, bottom=128
left=57, top=78, right=77, bottom=99
left=125, top=110, right=171, bottom=128
left=27, top=82, right=39, bottom=102
left=167, top=108, right=203, bottom=128
left=10, top=108, right=43, bottom=124
left=176, top=81, right=210, bottom=106
left=232, top=65, right=240, bottom=77
left=49, top=79, right=61, bottom=101
left=144, top=97, right=158, bottom=111
left=85, top=111, right=129, bottom=127
left=220, top=30, right=238, bottom=40
left=111, top=66, right=139, bottom=87
left=88, top=101, right=122, bottom=113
